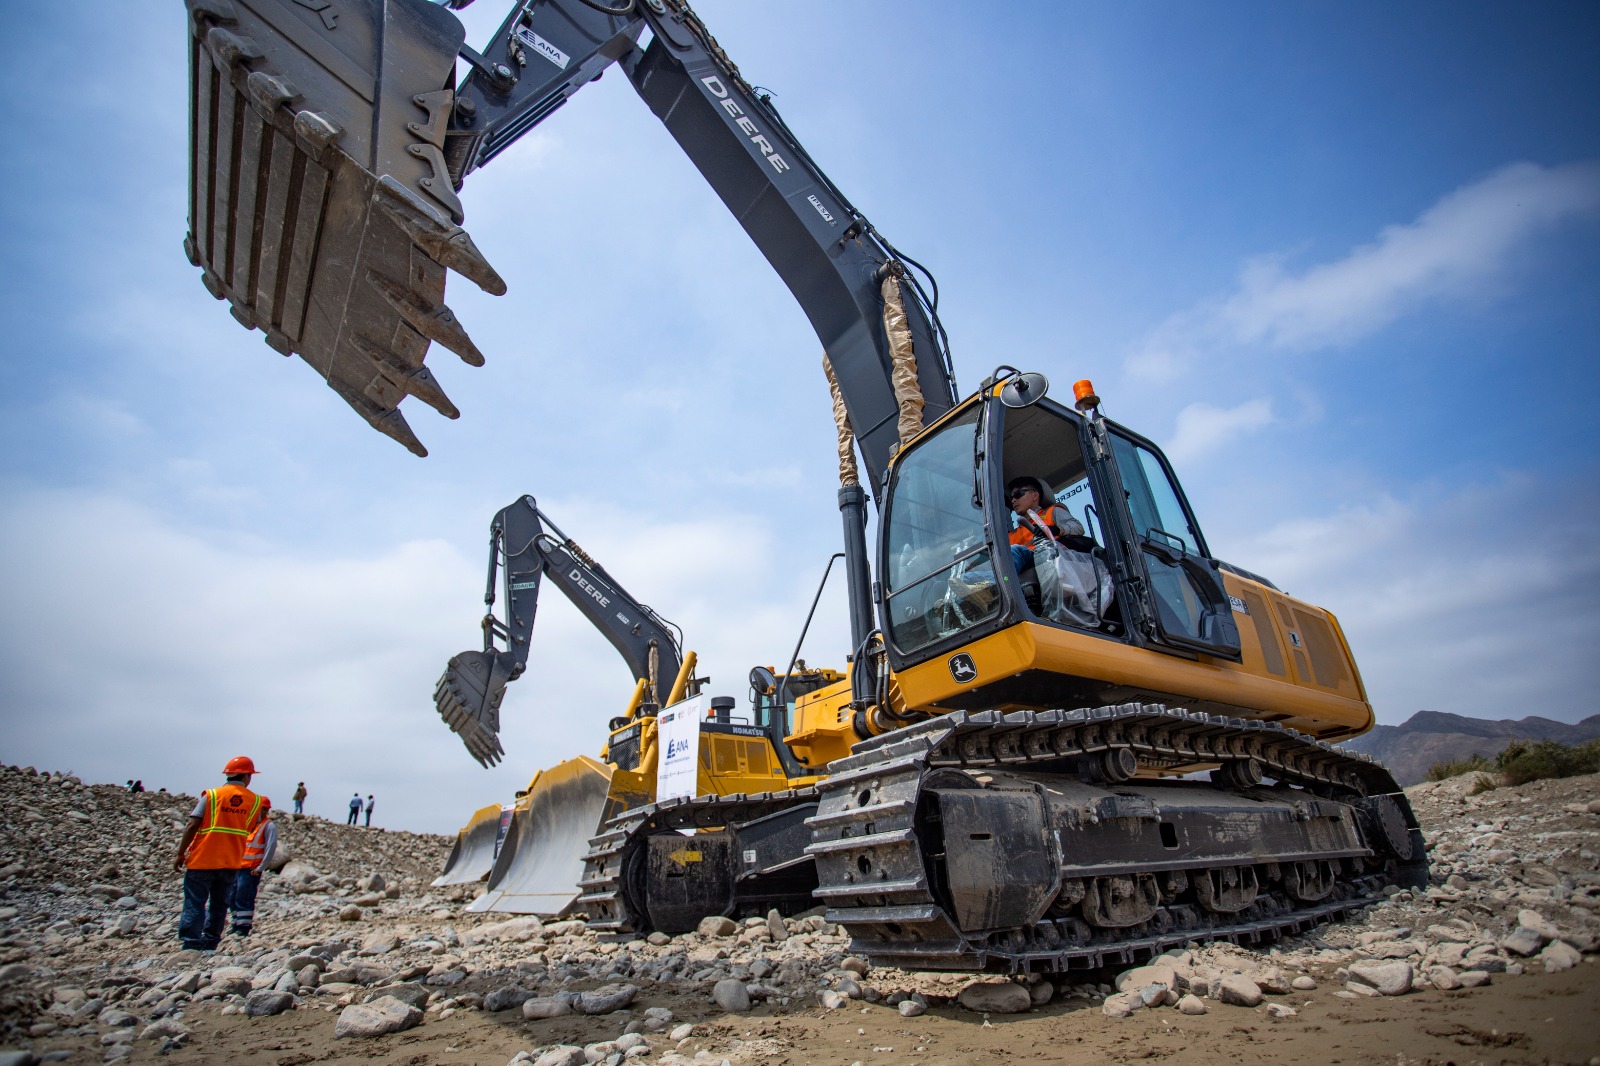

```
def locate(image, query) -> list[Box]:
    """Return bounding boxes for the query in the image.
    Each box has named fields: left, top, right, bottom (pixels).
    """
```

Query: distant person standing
left=364, top=794, right=375, bottom=827
left=347, top=793, right=362, bottom=825
left=172, top=756, right=270, bottom=951
left=230, top=812, right=277, bottom=938
left=292, top=782, right=307, bottom=815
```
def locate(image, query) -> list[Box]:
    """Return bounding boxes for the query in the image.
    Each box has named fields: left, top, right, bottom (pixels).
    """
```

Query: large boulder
left=244, top=990, right=293, bottom=1017
left=576, top=984, right=638, bottom=1015
left=1116, top=961, right=1179, bottom=993
left=1539, top=940, right=1581, bottom=973
left=712, top=979, right=751, bottom=1013
left=1346, top=961, right=1413, bottom=996
left=1101, top=991, right=1144, bottom=1018
left=483, top=986, right=532, bottom=1013
left=1216, top=975, right=1263, bottom=1007
left=335, top=995, right=422, bottom=1038
left=956, top=981, right=1032, bottom=1014
left=472, top=917, right=545, bottom=943
left=697, top=916, right=737, bottom=937
left=522, top=997, right=573, bottom=1020
left=1500, top=928, right=1545, bottom=957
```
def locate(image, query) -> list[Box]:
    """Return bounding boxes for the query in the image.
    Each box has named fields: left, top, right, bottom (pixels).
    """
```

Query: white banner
left=655, top=694, right=704, bottom=805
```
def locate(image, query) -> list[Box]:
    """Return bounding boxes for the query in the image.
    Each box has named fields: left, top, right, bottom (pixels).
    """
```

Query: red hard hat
left=222, top=755, right=258, bottom=775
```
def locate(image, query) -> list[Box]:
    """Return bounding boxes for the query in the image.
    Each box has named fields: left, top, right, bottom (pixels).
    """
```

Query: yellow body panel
left=892, top=574, right=1371, bottom=741
left=601, top=704, right=820, bottom=818
left=788, top=680, right=859, bottom=769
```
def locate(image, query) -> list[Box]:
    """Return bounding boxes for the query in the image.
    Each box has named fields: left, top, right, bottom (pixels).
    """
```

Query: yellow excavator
left=182, top=0, right=1425, bottom=971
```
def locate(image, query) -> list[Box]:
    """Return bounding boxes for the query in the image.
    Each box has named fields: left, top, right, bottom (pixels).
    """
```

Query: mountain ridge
left=1342, top=710, right=1600, bottom=785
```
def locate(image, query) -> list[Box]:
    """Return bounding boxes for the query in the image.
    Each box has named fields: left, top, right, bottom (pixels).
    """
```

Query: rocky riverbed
left=1, top=761, right=1597, bottom=1065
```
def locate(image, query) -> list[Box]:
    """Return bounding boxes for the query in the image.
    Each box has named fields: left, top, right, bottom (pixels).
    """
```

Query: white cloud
left=1130, top=161, right=1600, bottom=379
left=1166, top=398, right=1275, bottom=463
left=1224, top=474, right=1600, bottom=725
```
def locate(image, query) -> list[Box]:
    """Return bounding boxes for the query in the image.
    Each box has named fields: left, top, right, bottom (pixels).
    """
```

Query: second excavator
left=183, top=0, right=1426, bottom=972
left=433, top=494, right=841, bottom=914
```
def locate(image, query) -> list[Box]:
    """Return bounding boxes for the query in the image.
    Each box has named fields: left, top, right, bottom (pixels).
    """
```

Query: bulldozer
left=183, top=0, right=1426, bottom=972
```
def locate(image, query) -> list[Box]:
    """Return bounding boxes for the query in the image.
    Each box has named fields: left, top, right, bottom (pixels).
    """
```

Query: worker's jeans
left=230, top=869, right=261, bottom=936
left=292, top=799, right=303, bottom=814
left=179, top=869, right=234, bottom=950
left=347, top=808, right=359, bottom=825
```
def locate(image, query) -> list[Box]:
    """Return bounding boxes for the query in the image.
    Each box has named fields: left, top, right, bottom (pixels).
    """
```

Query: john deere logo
left=948, top=653, right=977, bottom=683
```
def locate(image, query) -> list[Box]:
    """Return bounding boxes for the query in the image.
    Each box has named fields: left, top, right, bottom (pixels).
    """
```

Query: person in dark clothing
left=346, top=793, right=362, bottom=825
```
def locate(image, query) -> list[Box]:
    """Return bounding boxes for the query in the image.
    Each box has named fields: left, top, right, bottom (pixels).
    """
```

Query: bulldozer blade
left=435, top=649, right=515, bottom=767
left=185, top=0, right=505, bottom=456
left=469, top=756, right=614, bottom=915
left=431, top=802, right=507, bottom=887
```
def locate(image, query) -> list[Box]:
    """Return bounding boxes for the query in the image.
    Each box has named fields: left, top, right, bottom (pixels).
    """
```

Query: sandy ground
left=24, top=960, right=1599, bottom=1066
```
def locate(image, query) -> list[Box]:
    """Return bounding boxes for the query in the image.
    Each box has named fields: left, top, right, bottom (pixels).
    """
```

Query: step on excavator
left=184, top=0, right=1426, bottom=972
left=432, top=495, right=839, bottom=914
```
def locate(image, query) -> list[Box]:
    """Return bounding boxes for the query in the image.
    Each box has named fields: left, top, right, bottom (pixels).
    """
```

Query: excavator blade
left=184, top=0, right=504, bottom=457
left=431, top=802, right=507, bottom=887
left=435, top=649, right=515, bottom=767
left=469, top=756, right=614, bottom=915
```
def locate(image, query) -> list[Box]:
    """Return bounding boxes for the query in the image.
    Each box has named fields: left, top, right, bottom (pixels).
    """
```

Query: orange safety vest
left=1010, top=505, right=1067, bottom=547
left=185, top=783, right=269, bottom=870
left=241, top=820, right=272, bottom=870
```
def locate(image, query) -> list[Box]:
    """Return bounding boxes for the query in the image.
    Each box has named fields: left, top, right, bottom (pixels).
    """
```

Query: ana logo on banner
left=655, top=694, right=705, bottom=806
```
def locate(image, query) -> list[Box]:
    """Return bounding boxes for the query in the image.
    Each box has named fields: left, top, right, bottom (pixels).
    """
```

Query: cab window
left=1110, top=435, right=1199, bottom=553
left=883, top=409, right=998, bottom=654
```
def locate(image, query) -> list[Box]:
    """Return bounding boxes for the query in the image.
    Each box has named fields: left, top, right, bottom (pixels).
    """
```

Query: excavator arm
left=184, top=0, right=955, bottom=492
left=435, top=494, right=683, bottom=766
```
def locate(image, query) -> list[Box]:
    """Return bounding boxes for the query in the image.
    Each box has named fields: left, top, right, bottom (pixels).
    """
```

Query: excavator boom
left=435, top=494, right=682, bottom=766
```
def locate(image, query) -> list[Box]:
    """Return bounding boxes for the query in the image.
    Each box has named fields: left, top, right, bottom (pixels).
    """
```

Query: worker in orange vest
left=229, top=811, right=278, bottom=938
left=1006, top=476, right=1086, bottom=573
left=172, top=756, right=271, bottom=950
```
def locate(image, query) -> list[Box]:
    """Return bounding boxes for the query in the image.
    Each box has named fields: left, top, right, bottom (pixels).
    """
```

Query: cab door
left=1094, top=424, right=1242, bottom=660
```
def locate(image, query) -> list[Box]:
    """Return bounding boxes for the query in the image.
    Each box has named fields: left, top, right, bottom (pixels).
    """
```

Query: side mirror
left=999, top=372, right=1050, bottom=408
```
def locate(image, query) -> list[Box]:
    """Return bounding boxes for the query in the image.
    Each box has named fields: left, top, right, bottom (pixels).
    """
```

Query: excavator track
left=577, top=787, right=820, bottom=936
left=807, top=703, right=1426, bottom=973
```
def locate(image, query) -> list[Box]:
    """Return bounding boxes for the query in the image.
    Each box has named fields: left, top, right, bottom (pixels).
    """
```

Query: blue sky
left=1, top=1, right=1596, bottom=833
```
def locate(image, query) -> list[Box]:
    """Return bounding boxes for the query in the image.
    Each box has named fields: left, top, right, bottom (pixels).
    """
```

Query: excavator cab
left=878, top=380, right=1371, bottom=740
left=881, top=391, right=1234, bottom=654
left=879, top=385, right=1266, bottom=714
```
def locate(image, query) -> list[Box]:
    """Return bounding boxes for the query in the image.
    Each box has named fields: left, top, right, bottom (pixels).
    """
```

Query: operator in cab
left=1006, top=476, right=1086, bottom=573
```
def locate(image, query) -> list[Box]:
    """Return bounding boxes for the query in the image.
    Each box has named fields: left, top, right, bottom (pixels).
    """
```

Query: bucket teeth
left=245, top=71, right=299, bottom=118
left=403, top=366, right=461, bottom=419
left=329, top=380, right=428, bottom=457
left=366, top=271, right=485, bottom=367
left=436, top=651, right=509, bottom=767
left=185, top=0, right=238, bottom=30
left=375, top=177, right=507, bottom=296
left=292, top=111, right=342, bottom=161
left=204, top=26, right=262, bottom=69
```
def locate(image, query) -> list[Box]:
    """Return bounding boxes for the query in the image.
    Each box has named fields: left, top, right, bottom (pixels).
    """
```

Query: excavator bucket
left=184, top=0, right=503, bottom=456
left=435, top=649, right=515, bottom=767
left=469, top=756, right=614, bottom=915
left=431, top=802, right=507, bottom=887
